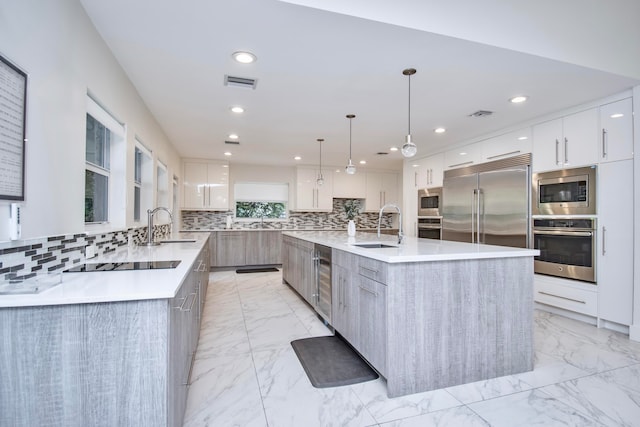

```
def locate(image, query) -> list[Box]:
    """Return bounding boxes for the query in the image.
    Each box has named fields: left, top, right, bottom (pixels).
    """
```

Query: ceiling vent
left=469, top=110, right=493, bottom=118
left=224, top=75, right=258, bottom=90
left=224, top=140, right=240, bottom=145
left=376, top=152, right=389, bottom=155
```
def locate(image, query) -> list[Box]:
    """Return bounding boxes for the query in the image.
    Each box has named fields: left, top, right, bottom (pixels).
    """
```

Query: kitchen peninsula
left=282, top=231, right=539, bottom=397
left=0, top=233, right=210, bottom=427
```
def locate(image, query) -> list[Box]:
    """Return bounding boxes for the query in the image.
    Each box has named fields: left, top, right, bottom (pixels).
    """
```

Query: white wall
left=0, top=0, right=181, bottom=240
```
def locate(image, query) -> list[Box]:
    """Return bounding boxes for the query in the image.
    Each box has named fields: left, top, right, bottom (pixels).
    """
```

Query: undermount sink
left=352, top=243, right=397, bottom=249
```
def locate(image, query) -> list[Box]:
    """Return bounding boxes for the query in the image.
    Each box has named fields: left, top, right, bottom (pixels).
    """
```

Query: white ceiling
left=80, top=0, right=639, bottom=171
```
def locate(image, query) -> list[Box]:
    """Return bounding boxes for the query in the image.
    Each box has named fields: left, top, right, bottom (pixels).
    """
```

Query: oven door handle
left=533, top=230, right=593, bottom=237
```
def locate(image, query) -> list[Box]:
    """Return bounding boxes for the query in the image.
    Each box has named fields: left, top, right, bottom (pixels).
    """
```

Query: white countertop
left=283, top=231, right=539, bottom=263
left=0, top=233, right=209, bottom=308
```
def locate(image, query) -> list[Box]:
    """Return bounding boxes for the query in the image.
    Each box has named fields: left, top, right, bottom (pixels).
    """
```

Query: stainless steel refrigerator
left=442, top=154, right=531, bottom=248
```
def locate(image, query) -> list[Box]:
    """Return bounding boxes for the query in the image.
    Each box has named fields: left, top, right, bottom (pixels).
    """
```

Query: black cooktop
left=64, top=260, right=181, bottom=272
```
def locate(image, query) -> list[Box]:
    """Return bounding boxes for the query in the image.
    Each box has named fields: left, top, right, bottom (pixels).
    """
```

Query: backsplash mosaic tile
left=0, top=223, right=171, bottom=285
left=181, top=198, right=394, bottom=231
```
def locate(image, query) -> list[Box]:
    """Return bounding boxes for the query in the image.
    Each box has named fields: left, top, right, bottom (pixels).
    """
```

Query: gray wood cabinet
left=211, top=230, right=282, bottom=267
left=246, top=230, right=282, bottom=265
left=215, top=231, right=246, bottom=266
left=0, top=241, right=210, bottom=427
left=282, top=234, right=315, bottom=304
left=332, top=249, right=387, bottom=375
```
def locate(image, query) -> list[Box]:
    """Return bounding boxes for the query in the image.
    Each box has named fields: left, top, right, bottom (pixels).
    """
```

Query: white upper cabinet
left=482, top=128, right=532, bottom=163
left=183, top=160, right=229, bottom=210
left=532, top=108, right=598, bottom=172
left=443, top=143, right=483, bottom=170
left=332, top=170, right=367, bottom=199
left=597, top=159, right=634, bottom=325
left=599, top=98, right=633, bottom=163
left=421, top=153, right=444, bottom=188
left=364, top=172, right=399, bottom=211
left=295, top=167, right=333, bottom=211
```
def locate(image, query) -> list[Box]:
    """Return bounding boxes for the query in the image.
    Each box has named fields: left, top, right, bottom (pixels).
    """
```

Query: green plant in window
left=236, top=202, right=286, bottom=219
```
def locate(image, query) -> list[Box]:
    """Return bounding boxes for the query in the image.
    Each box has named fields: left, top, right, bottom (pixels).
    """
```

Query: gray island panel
left=282, top=231, right=535, bottom=397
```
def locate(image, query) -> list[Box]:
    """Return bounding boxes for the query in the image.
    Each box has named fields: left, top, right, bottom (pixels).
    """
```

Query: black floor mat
left=235, top=267, right=279, bottom=274
left=291, top=335, right=378, bottom=388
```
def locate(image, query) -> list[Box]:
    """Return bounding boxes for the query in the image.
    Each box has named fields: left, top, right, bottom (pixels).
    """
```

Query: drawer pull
left=173, top=297, right=187, bottom=310
left=539, top=291, right=585, bottom=304
left=358, top=285, right=378, bottom=297
left=360, top=266, right=379, bottom=275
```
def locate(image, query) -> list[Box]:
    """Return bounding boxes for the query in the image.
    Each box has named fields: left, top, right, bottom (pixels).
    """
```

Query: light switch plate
left=85, top=245, right=96, bottom=259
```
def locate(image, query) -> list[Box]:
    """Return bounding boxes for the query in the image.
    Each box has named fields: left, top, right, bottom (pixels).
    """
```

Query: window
left=85, top=95, right=125, bottom=224
left=85, top=114, right=111, bottom=223
left=155, top=161, right=170, bottom=223
left=133, top=139, right=152, bottom=222
left=234, top=182, right=288, bottom=220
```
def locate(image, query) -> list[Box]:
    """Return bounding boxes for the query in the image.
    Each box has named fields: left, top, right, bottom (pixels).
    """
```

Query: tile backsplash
left=182, top=198, right=395, bottom=231
left=0, top=223, right=170, bottom=284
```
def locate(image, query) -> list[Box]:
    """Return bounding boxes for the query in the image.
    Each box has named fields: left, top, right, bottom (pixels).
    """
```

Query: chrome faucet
left=378, top=203, right=403, bottom=244
left=143, top=207, right=173, bottom=246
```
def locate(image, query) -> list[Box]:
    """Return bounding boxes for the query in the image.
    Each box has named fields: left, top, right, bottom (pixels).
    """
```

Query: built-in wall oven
left=417, top=216, right=442, bottom=240
left=532, top=217, right=596, bottom=282
left=418, top=187, right=442, bottom=217
left=532, top=166, right=596, bottom=215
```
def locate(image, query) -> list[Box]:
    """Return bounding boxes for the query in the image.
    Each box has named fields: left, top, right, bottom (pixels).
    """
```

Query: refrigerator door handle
left=471, top=189, right=477, bottom=243
left=477, top=188, right=483, bottom=243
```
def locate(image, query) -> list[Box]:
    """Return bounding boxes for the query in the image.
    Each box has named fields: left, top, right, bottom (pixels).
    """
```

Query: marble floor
left=183, top=270, right=640, bottom=427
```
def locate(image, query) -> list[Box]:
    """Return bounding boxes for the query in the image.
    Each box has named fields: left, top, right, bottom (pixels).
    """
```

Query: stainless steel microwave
left=418, top=187, right=442, bottom=216
left=532, top=166, right=596, bottom=215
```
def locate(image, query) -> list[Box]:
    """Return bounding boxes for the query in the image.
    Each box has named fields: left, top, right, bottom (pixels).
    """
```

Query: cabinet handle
left=184, top=293, right=197, bottom=312
left=174, top=296, right=187, bottom=310
left=486, top=150, right=521, bottom=160
left=414, top=171, right=417, bottom=187
left=555, top=139, right=560, bottom=165
left=448, top=160, right=473, bottom=168
left=358, top=285, right=378, bottom=297
left=360, top=266, right=379, bottom=275
left=602, top=129, right=608, bottom=159
left=539, top=291, right=585, bottom=304
left=183, top=351, right=196, bottom=386
left=602, top=226, right=606, bottom=255
left=564, top=137, right=569, bottom=163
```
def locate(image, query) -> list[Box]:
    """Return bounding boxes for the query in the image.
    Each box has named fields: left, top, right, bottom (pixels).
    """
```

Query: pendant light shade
left=401, top=68, right=418, bottom=158
left=345, top=114, right=356, bottom=175
left=316, top=138, right=324, bottom=185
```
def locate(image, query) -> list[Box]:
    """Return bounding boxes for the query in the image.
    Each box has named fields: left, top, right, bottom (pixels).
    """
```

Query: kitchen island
left=0, top=233, right=210, bottom=427
left=282, top=231, right=538, bottom=397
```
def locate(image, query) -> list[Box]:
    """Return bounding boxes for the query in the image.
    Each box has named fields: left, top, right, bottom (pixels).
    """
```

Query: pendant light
left=345, top=114, right=356, bottom=174
left=401, top=68, right=418, bottom=158
left=316, top=138, right=325, bottom=185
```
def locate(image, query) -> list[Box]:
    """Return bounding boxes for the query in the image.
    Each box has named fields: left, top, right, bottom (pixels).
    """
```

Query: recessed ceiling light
left=228, top=133, right=239, bottom=140
left=224, top=152, right=232, bottom=156
left=232, top=51, right=256, bottom=64
left=230, top=106, right=244, bottom=114
left=509, top=95, right=528, bottom=104
left=222, top=165, right=229, bottom=168
left=294, top=156, right=301, bottom=160
left=389, top=146, right=399, bottom=152
left=459, top=152, right=467, bottom=156
left=610, top=113, right=624, bottom=118
left=518, top=136, right=528, bottom=140
left=434, top=127, right=446, bottom=133
left=359, top=160, right=366, bottom=165
left=412, top=164, right=419, bottom=168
